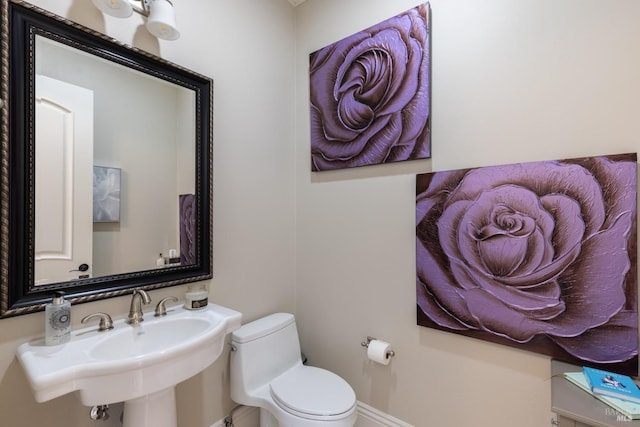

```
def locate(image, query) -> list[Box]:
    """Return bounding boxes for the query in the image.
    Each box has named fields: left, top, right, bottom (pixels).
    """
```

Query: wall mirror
left=0, top=0, right=213, bottom=317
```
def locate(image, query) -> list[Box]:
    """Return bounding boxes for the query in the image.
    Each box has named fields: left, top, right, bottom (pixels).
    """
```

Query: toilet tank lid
left=232, top=313, right=295, bottom=344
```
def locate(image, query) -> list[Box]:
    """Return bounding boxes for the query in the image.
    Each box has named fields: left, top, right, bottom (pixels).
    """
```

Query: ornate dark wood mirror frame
left=0, top=0, right=212, bottom=317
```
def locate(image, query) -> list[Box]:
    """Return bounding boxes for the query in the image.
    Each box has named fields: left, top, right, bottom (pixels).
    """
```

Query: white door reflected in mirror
left=34, top=75, right=94, bottom=285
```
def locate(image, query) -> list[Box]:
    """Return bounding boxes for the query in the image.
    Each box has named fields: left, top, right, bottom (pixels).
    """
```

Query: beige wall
left=0, top=0, right=296, bottom=426
left=2, top=1, right=640, bottom=427
left=294, top=1, right=640, bottom=426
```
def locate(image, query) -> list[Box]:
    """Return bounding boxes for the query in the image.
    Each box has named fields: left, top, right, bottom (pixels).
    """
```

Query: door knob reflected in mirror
left=69, top=263, right=89, bottom=273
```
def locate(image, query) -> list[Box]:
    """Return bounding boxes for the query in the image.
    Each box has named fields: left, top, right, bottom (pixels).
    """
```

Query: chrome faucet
left=126, top=289, right=151, bottom=325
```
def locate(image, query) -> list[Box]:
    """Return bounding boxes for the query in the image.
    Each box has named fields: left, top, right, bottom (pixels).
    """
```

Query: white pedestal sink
left=16, top=302, right=242, bottom=427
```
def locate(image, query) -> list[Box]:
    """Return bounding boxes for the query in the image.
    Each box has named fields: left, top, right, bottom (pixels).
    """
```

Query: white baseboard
left=355, top=401, right=414, bottom=427
left=211, top=401, right=413, bottom=427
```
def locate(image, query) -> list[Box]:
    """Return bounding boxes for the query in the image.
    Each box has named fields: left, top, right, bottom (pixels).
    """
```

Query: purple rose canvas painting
left=416, top=154, right=638, bottom=375
left=309, top=3, right=431, bottom=171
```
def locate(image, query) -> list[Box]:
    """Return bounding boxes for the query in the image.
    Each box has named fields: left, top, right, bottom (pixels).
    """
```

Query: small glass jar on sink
left=184, top=284, right=208, bottom=310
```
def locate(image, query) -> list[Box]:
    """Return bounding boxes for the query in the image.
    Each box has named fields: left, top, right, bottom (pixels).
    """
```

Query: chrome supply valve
left=126, top=289, right=151, bottom=325
left=89, top=404, right=110, bottom=421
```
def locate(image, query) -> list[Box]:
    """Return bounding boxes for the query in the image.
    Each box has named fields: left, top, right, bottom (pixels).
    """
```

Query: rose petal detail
left=445, top=162, right=607, bottom=237
left=416, top=241, right=479, bottom=329
left=551, top=311, right=638, bottom=363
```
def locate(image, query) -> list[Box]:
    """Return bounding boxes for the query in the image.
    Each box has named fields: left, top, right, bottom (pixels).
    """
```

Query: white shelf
left=551, top=360, right=640, bottom=427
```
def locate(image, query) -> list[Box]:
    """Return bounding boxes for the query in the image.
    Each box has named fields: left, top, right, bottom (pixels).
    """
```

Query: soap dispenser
left=45, top=291, right=71, bottom=345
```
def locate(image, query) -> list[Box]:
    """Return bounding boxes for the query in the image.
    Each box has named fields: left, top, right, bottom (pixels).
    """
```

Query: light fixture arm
left=130, top=0, right=175, bottom=17
left=130, top=0, right=152, bottom=17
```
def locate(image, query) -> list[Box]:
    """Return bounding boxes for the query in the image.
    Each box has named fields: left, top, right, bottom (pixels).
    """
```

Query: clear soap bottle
left=45, top=291, right=71, bottom=345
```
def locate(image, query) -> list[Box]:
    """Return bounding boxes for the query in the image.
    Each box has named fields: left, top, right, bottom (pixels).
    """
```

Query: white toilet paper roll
left=367, top=339, right=393, bottom=365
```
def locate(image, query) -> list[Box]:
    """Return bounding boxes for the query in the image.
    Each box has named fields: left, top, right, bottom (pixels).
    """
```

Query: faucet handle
left=155, top=296, right=179, bottom=317
left=81, top=312, right=114, bottom=331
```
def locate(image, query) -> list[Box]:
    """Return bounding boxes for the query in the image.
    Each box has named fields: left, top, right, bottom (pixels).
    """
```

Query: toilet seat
left=269, top=365, right=356, bottom=421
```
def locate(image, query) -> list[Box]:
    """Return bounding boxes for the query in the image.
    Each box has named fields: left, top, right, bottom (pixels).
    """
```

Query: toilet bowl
left=230, top=313, right=357, bottom=427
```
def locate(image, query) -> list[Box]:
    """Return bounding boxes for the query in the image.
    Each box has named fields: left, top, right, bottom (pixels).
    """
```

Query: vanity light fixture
left=90, top=0, right=180, bottom=41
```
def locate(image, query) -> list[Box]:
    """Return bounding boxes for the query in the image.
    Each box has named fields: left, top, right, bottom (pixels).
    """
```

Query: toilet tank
left=230, top=313, right=302, bottom=402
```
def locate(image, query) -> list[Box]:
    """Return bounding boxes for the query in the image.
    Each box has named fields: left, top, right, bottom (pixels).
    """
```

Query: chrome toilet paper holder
left=361, top=336, right=395, bottom=359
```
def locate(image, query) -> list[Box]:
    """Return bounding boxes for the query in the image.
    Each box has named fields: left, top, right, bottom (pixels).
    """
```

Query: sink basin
left=90, top=317, right=211, bottom=361
left=16, top=301, right=241, bottom=426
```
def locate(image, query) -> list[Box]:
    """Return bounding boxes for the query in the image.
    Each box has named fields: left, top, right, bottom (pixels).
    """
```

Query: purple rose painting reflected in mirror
left=180, top=194, right=196, bottom=265
left=309, top=3, right=431, bottom=171
left=416, top=154, right=638, bottom=374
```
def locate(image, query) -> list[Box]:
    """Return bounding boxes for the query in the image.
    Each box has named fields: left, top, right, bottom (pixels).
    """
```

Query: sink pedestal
left=123, top=387, right=177, bottom=427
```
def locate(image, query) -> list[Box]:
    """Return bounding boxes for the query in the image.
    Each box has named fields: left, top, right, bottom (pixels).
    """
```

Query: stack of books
left=564, top=366, right=640, bottom=420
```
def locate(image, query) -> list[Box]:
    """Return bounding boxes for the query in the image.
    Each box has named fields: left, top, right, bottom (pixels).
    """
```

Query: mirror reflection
left=34, top=36, right=196, bottom=285
left=1, top=0, right=212, bottom=318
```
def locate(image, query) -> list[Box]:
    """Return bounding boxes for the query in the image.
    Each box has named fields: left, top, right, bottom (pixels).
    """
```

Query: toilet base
left=260, top=408, right=279, bottom=427
left=257, top=405, right=357, bottom=427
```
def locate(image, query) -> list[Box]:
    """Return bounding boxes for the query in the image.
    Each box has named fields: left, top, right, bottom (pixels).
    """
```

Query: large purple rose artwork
left=416, top=154, right=638, bottom=374
left=309, top=3, right=431, bottom=171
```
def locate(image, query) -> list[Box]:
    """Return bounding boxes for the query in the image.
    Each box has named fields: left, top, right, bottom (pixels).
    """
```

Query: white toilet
left=230, top=313, right=357, bottom=427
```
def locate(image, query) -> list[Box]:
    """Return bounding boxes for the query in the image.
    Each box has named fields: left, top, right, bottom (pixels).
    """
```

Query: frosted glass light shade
left=91, top=0, right=133, bottom=18
left=146, top=0, right=180, bottom=41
